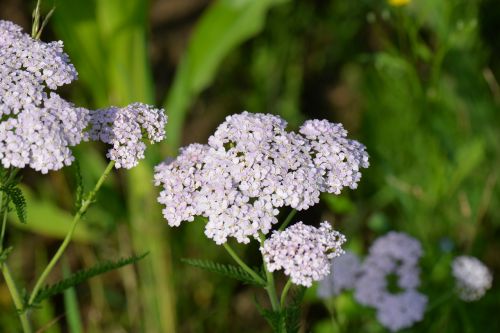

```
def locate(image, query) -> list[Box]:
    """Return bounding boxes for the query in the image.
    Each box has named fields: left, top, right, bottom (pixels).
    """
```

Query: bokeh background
left=1, top=0, right=499, bottom=332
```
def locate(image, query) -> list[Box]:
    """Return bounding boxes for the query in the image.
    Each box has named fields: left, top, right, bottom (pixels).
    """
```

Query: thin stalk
left=0, top=190, right=6, bottom=251
left=222, top=243, right=266, bottom=285
left=1, top=264, right=32, bottom=333
left=27, top=161, right=115, bottom=307
left=279, top=209, right=297, bottom=231
left=258, top=233, right=280, bottom=312
left=280, top=279, right=293, bottom=308
left=0, top=193, right=32, bottom=333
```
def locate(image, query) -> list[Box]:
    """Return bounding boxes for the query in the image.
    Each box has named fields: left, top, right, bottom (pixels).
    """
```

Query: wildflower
left=89, top=103, right=167, bottom=169
left=154, top=112, right=368, bottom=244
left=260, top=222, right=346, bottom=287
left=299, top=119, right=369, bottom=194
left=0, top=20, right=88, bottom=173
left=354, top=232, right=427, bottom=331
left=452, top=255, right=493, bottom=302
left=317, top=251, right=361, bottom=298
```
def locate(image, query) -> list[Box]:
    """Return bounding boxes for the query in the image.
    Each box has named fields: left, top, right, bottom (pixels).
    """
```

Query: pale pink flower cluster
left=354, top=232, right=427, bottom=332
left=317, top=251, right=362, bottom=298
left=452, top=255, right=492, bottom=302
left=155, top=111, right=368, bottom=244
left=260, top=222, right=346, bottom=287
left=0, top=20, right=88, bottom=173
left=89, top=103, right=167, bottom=169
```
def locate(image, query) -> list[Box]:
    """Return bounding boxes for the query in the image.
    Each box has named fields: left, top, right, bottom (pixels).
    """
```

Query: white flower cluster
left=0, top=20, right=89, bottom=173
left=317, top=251, right=361, bottom=298
left=260, top=222, right=346, bottom=287
left=90, top=103, right=167, bottom=169
left=154, top=111, right=368, bottom=244
left=354, top=232, right=427, bottom=332
left=452, top=255, right=492, bottom=302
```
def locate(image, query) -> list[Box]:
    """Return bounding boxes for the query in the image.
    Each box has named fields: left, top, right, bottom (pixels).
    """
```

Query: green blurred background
left=0, top=0, right=499, bottom=332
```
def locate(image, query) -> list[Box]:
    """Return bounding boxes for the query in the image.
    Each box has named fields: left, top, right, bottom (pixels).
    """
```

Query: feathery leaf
left=181, top=258, right=266, bottom=286
left=29, top=252, right=149, bottom=307
left=1, top=185, right=27, bottom=224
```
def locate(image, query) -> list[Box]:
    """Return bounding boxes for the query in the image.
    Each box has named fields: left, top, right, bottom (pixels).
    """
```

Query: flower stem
left=0, top=190, right=7, bottom=251
left=258, top=233, right=280, bottom=312
left=222, top=243, right=266, bottom=285
left=1, top=264, right=32, bottom=333
left=27, top=160, right=115, bottom=307
left=0, top=188, right=32, bottom=332
left=279, top=209, right=297, bottom=231
left=280, top=279, right=293, bottom=308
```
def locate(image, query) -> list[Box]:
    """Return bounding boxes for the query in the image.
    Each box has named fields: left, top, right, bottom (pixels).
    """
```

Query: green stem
left=222, top=243, right=266, bottom=286
left=279, top=209, right=297, bottom=231
left=0, top=192, right=32, bottom=332
left=280, top=279, right=293, bottom=308
left=258, top=233, right=280, bottom=312
left=27, top=161, right=115, bottom=307
left=1, top=264, right=33, bottom=333
left=0, top=190, right=6, bottom=251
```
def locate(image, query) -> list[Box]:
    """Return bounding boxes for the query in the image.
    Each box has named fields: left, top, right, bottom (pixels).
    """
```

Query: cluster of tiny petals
left=154, top=111, right=368, bottom=244
left=452, top=255, right=492, bottom=302
left=0, top=20, right=89, bottom=173
left=299, top=119, right=369, bottom=194
left=260, top=222, right=346, bottom=287
left=90, top=102, right=167, bottom=169
left=354, top=232, right=427, bottom=332
left=317, top=251, right=362, bottom=298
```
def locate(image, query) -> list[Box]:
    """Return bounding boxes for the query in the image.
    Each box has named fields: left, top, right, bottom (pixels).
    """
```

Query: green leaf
left=282, top=286, right=305, bottom=333
left=254, top=299, right=284, bottom=333
left=1, top=185, right=27, bottom=224
left=164, top=0, right=289, bottom=150
left=181, top=258, right=266, bottom=286
left=0, top=246, right=13, bottom=265
left=30, top=252, right=149, bottom=306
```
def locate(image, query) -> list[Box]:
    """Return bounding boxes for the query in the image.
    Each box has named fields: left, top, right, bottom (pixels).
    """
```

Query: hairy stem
left=27, top=161, right=115, bottom=307
left=223, top=243, right=266, bottom=285
left=279, top=209, right=297, bottom=231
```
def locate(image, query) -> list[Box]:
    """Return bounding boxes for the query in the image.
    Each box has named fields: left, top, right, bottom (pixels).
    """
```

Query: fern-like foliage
left=255, top=286, right=306, bottom=333
left=181, top=258, right=266, bottom=286
left=0, top=246, right=13, bottom=265
left=0, top=185, right=27, bottom=224
left=29, top=252, right=149, bottom=307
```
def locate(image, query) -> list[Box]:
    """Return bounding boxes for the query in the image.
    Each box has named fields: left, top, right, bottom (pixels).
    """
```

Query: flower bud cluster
left=0, top=20, right=88, bottom=173
left=155, top=111, right=368, bottom=244
left=353, top=232, right=427, bottom=332
left=89, top=103, right=167, bottom=169
left=260, top=222, right=346, bottom=287
left=452, top=255, right=492, bottom=302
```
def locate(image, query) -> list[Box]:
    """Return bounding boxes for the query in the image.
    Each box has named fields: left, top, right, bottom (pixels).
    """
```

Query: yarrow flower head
left=260, top=222, right=346, bottom=287
left=317, top=251, right=362, bottom=298
left=452, top=255, right=492, bottom=302
left=154, top=111, right=368, bottom=244
left=354, top=232, right=427, bottom=332
left=0, top=20, right=88, bottom=173
left=90, top=103, right=167, bottom=169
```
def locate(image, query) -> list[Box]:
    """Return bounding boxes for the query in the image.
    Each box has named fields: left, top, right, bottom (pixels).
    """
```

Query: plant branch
left=27, top=160, right=115, bottom=307
left=222, top=243, right=266, bottom=286
left=279, top=209, right=297, bottom=231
